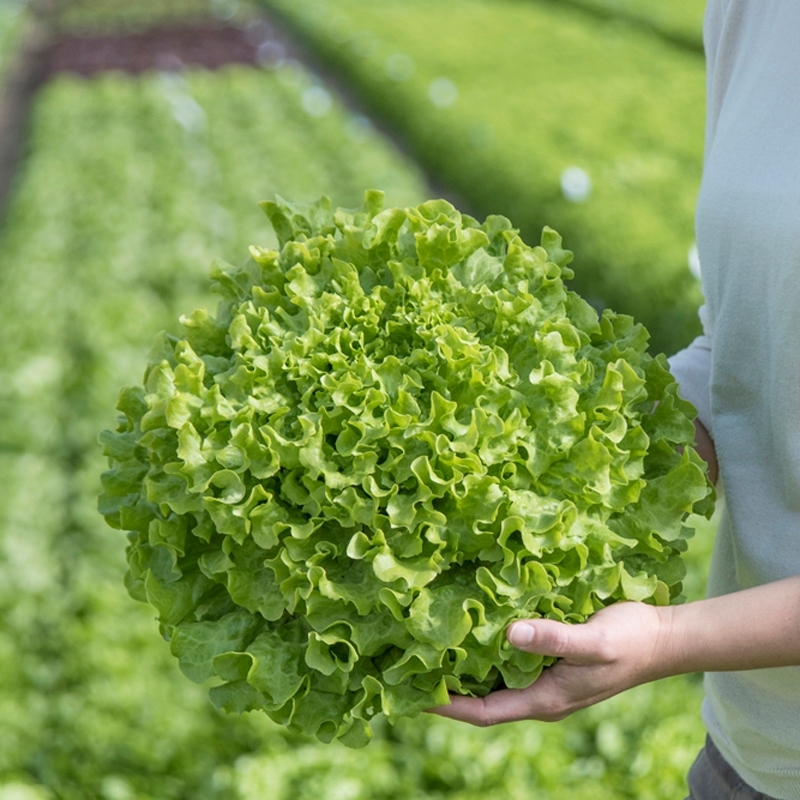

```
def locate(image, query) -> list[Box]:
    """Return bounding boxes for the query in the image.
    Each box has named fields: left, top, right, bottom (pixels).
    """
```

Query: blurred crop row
left=0, top=0, right=712, bottom=797
left=0, top=2, right=26, bottom=69
left=257, top=0, right=708, bottom=354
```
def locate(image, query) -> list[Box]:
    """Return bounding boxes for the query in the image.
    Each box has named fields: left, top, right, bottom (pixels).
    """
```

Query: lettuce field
left=259, top=0, right=707, bottom=355
left=0, top=0, right=714, bottom=797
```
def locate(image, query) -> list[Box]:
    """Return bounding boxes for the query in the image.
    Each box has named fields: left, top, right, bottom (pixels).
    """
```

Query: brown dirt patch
left=44, top=22, right=272, bottom=77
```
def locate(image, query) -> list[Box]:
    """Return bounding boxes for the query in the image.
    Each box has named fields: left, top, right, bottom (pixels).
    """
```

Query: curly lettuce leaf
left=99, top=191, right=713, bottom=746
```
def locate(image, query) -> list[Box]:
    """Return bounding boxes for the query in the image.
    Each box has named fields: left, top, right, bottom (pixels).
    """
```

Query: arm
left=693, top=417, right=718, bottom=485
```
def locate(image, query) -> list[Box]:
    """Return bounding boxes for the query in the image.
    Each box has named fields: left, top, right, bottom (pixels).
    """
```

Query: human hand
left=431, top=601, right=672, bottom=726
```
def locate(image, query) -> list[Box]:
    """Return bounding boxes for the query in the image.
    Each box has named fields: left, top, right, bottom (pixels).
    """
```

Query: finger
left=428, top=690, right=528, bottom=726
left=428, top=676, right=569, bottom=726
left=507, top=619, right=606, bottom=661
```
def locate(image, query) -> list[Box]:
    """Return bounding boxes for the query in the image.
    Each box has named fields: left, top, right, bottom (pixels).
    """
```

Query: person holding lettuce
left=433, top=2, right=800, bottom=798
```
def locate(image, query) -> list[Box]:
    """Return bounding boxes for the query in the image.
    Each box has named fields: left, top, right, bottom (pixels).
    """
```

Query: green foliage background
left=257, top=0, right=708, bottom=355
left=0, top=0, right=713, bottom=796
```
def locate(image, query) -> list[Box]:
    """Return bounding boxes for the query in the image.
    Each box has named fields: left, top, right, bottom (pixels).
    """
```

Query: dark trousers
left=686, top=736, right=780, bottom=800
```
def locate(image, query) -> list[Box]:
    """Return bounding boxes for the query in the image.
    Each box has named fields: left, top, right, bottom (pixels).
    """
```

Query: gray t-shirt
left=669, top=2, right=800, bottom=796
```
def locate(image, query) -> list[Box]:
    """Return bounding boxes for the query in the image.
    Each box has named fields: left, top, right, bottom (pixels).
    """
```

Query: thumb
left=507, top=619, right=601, bottom=660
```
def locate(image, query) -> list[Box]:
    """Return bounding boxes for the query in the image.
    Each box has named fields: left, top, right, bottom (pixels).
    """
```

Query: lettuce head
left=99, top=191, right=713, bottom=747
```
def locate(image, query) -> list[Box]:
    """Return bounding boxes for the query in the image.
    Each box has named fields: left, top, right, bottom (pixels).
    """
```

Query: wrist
left=646, top=603, right=692, bottom=680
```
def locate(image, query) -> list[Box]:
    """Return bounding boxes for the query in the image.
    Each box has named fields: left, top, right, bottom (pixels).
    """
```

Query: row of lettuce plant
left=257, top=0, right=707, bottom=357
left=0, top=0, right=27, bottom=80
left=52, top=0, right=239, bottom=34
left=0, top=59, right=714, bottom=800
left=544, top=0, right=704, bottom=50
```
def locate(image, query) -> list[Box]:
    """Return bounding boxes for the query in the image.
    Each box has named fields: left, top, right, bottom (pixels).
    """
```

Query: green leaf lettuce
left=99, top=191, right=713, bottom=746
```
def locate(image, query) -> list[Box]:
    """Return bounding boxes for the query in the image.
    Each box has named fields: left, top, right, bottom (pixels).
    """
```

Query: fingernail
left=508, top=622, right=534, bottom=648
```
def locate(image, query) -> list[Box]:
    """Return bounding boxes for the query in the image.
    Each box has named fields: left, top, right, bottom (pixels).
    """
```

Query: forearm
left=654, top=575, right=800, bottom=678
left=693, top=418, right=718, bottom=485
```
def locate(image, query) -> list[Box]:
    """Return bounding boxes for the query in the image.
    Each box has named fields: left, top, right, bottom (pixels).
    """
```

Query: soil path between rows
left=46, top=21, right=273, bottom=76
